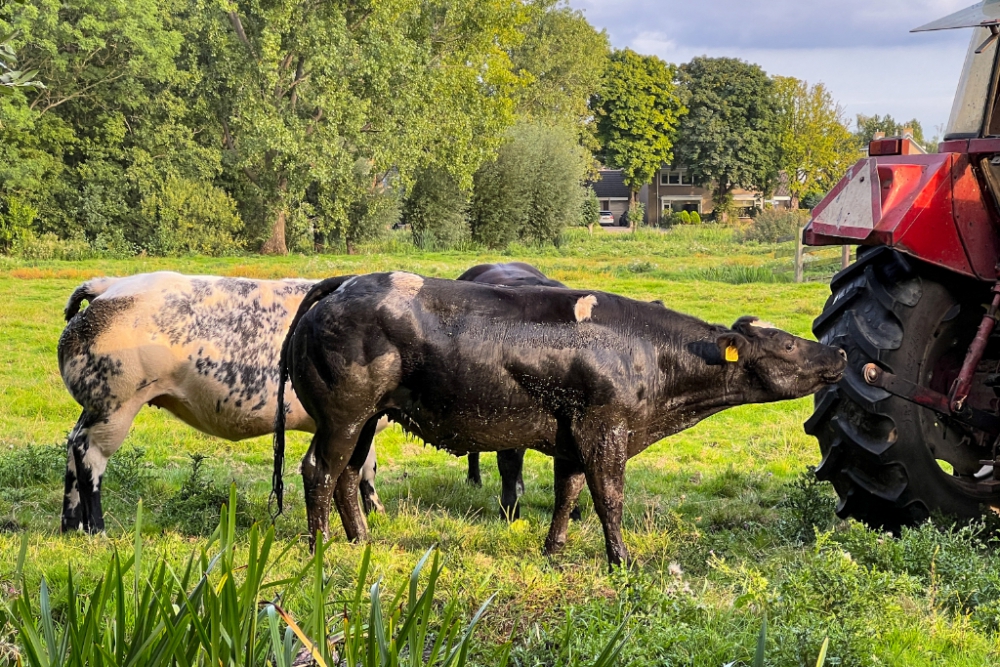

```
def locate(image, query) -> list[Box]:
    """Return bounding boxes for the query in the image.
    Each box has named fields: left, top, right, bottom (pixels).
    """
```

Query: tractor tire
left=805, top=246, right=1000, bottom=532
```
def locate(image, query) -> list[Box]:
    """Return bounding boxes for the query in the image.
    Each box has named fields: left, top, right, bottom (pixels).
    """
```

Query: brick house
left=645, top=165, right=788, bottom=225
left=590, top=166, right=792, bottom=226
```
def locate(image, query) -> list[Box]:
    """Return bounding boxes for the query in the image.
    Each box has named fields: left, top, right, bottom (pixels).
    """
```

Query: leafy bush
left=345, top=188, right=401, bottom=252
left=778, top=467, right=837, bottom=544
left=0, top=196, right=35, bottom=254
left=12, top=231, right=94, bottom=260
left=801, top=192, right=823, bottom=210
left=581, top=188, right=600, bottom=230
left=738, top=208, right=810, bottom=243
left=689, top=211, right=701, bottom=224
left=626, top=202, right=645, bottom=227
left=160, top=454, right=261, bottom=535
left=404, top=166, right=469, bottom=249
left=469, top=121, right=588, bottom=248
left=669, top=210, right=691, bottom=226
left=0, top=443, right=64, bottom=491
left=139, top=176, right=244, bottom=256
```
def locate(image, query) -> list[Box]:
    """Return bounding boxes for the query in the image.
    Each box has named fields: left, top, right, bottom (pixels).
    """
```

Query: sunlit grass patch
left=2, top=230, right=1000, bottom=665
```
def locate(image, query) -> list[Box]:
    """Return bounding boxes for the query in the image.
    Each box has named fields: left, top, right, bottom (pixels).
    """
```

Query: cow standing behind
left=274, top=272, right=847, bottom=566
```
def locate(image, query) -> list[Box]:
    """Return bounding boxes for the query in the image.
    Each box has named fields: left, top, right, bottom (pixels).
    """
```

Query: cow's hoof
left=569, top=506, right=582, bottom=522
left=543, top=539, right=566, bottom=556
left=499, top=503, right=520, bottom=522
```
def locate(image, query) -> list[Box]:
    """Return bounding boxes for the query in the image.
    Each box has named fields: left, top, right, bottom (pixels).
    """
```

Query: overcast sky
left=568, top=0, right=978, bottom=138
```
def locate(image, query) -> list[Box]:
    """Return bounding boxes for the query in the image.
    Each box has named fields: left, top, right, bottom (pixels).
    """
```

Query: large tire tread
left=807, top=248, right=996, bottom=532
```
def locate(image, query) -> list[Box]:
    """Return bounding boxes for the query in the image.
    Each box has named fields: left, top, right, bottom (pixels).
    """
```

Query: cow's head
left=716, top=316, right=846, bottom=401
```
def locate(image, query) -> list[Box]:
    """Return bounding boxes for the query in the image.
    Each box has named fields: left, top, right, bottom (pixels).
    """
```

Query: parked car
left=598, top=210, right=615, bottom=226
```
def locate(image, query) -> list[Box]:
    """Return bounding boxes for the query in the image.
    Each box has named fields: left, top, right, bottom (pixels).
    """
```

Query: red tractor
left=804, top=1, right=1000, bottom=530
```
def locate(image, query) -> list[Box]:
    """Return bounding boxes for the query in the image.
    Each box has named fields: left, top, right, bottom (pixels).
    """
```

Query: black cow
left=456, top=262, right=567, bottom=518
left=273, top=272, right=845, bottom=566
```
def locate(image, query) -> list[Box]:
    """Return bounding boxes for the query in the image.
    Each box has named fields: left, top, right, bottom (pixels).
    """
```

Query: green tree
left=674, top=57, right=781, bottom=222
left=196, top=0, right=527, bottom=254
left=855, top=114, right=925, bottom=149
left=594, top=48, right=686, bottom=227
left=0, top=0, right=239, bottom=253
left=773, top=76, right=857, bottom=208
left=0, top=29, right=43, bottom=96
left=512, top=0, right=608, bottom=142
left=580, top=186, right=600, bottom=234
left=403, top=166, right=468, bottom=249
left=470, top=121, right=588, bottom=248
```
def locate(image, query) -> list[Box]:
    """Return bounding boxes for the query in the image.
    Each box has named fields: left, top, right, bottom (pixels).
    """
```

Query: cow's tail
left=271, top=275, right=356, bottom=519
left=64, top=278, right=116, bottom=321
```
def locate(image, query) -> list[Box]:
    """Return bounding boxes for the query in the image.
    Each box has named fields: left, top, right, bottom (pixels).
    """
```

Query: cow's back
left=59, top=272, right=317, bottom=439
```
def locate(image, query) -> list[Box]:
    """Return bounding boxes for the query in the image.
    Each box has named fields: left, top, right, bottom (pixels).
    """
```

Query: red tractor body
left=806, top=149, right=1000, bottom=281
left=801, top=1, right=1000, bottom=529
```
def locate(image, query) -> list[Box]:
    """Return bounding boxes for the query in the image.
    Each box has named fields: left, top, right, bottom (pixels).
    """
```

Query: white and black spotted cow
left=57, top=272, right=387, bottom=533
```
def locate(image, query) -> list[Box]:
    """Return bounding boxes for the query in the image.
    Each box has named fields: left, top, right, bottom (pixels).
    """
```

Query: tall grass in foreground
left=2, top=488, right=626, bottom=667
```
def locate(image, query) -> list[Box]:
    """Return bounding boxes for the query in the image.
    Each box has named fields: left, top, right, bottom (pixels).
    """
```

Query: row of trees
left=592, top=53, right=912, bottom=220
left=0, top=0, right=923, bottom=254
left=0, top=0, right=608, bottom=254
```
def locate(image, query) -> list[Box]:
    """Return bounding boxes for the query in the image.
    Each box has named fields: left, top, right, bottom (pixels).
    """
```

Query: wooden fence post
left=842, top=244, right=851, bottom=269
left=794, top=225, right=804, bottom=283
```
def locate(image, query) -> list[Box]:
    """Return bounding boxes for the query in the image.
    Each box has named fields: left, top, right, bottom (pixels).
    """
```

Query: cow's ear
left=732, top=316, right=778, bottom=337
left=716, top=332, right=750, bottom=364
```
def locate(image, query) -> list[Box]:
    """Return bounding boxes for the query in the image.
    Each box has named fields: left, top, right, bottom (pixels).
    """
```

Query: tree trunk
left=261, top=176, right=289, bottom=255
left=261, top=208, right=288, bottom=255
left=791, top=194, right=800, bottom=210
left=587, top=223, right=594, bottom=236
left=629, top=189, right=638, bottom=232
left=714, top=187, right=730, bottom=224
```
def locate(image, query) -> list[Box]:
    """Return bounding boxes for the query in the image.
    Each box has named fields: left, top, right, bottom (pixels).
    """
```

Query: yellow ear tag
left=725, top=345, right=739, bottom=362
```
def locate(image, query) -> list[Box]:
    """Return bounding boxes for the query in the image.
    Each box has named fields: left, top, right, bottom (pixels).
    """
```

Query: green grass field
left=2, top=226, right=1000, bottom=665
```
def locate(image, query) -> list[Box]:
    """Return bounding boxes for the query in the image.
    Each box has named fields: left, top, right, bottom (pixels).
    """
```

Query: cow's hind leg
left=358, top=416, right=390, bottom=514
left=578, top=420, right=631, bottom=568
left=64, top=401, right=143, bottom=533
left=333, top=416, right=382, bottom=542
left=302, top=427, right=341, bottom=545
left=497, top=449, right=526, bottom=520
left=358, top=442, right=384, bottom=514
left=543, top=457, right=586, bottom=555
left=62, top=411, right=97, bottom=532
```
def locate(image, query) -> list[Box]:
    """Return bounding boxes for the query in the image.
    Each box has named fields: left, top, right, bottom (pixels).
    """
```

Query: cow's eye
left=785, top=341, right=795, bottom=352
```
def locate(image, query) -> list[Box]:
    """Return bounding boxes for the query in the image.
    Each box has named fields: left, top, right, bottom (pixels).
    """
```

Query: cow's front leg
left=543, top=456, right=586, bottom=555
left=467, top=453, right=482, bottom=487
left=579, top=421, right=631, bottom=568
left=497, top=448, right=526, bottom=519
left=332, top=416, right=382, bottom=543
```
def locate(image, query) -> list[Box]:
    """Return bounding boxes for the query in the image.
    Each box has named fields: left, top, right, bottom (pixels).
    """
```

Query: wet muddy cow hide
left=455, top=262, right=570, bottom=519
left=273, top=272, right=847, bottom=566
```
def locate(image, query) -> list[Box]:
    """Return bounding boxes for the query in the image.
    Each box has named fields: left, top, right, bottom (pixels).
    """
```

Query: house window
left=662, top=200, right=701, bottom=214
left=660, top=170, right=693, bottom=186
